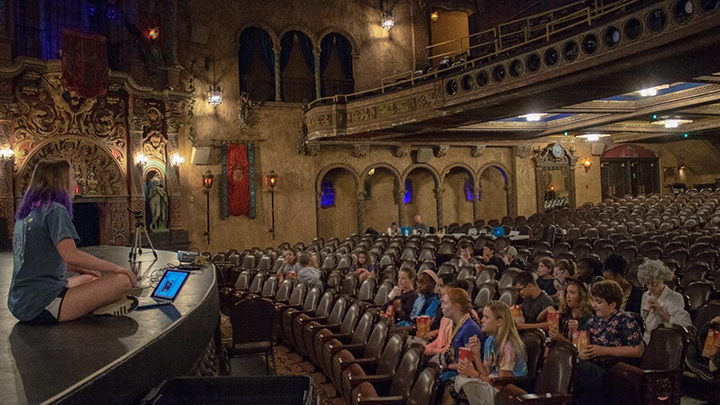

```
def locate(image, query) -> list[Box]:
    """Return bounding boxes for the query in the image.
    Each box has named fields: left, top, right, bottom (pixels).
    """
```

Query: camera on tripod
left=127, top=207, right=157, bottom=261
left=127, top=207, right=144, bottom=220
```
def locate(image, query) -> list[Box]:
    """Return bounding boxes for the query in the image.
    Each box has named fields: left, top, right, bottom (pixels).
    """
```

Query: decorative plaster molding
left=353, top=144, right=369, bottom=158
left=516, top=144, right=533, bottom=159
left=471, top=144, right=486, bottom=157
left=435, top=145, right=449, bottom=158
left=307, top=143, right=320, bottom=157
left=394, top=145, right=410, bottom=158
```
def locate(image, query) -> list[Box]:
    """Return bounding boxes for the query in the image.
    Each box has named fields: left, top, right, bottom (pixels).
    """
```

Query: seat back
left=301, top=286, right=322, bottom=311
left=256, top=255, right=273, bottom=271
left=260, top=276, right=278, bottom=298
left=288, top=283, right=307, bottom=306
left=351, top=310, right=377, bottom=345
left=274, top=279, right=294, bottom=302
left=231, top=298, right=275, bottom=345
left=339, top=274, right=359, bottom=296
left=374, top=281, right=394, bottom=306
left=312, top=290, right=335, bottom=319
left=376, top=332, right=406, bottom=376
left=234, top=270, right=251, bottom=290
left=357, top=277, right=377, bottom=301
left=249, top=272, right=265, bottom=294
left=406, top=364, right=442, bottom=405
left=340, top=302, right=362, bottom=334
left=364, top=321, right=390, bottom=359
left=684, top=281, right=714, bottom=314
left=241, top=254, right=256, bottom=270
left=498, top=269, right=520, bottom=289
left=473, top=282, right=497, bottom=309
left=457, top=266, right=476, bottom=280
left=388, top=345, right=424, bottom=398
left=326, top=270, right=343, bottom=291
left=327, top=296, right=349, bottom=325
left=521, top=328, right=546, bottom=378
left=534, top=341, right=577, bottom=395
left=640, top=325, right=688, bottom=370
left=497, top=287, right=517, bottom=307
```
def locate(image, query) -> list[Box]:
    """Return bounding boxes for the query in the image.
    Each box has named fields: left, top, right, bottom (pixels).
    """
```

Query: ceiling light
left=381, top=13, right=395, bottom=30
left=576, top=133, right=610, bottom=142
left=520, top=113, right=545, bottom=121
left=637, top=85, right=668, bottom=97
left=651, top=118, right=692, bottom=128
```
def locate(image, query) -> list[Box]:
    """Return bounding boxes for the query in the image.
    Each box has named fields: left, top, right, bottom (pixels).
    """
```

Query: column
left=473, top=185, right=481, bottom=223
left=164, top=100, right=183, bottom=230
left=315, top=191, right=323, bottom=239
left=434, top=188, right=444, bottom=231
left=356, top=190, right=366, bottom=235
left=396, top=189, right=406, bottom=228
left=274, top=47, right=281, bottom=101
left=314, top=48, right=321, bottom=99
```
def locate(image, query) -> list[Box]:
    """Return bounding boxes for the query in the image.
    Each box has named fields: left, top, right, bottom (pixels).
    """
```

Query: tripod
left=128, top=208, right=158, bottom=262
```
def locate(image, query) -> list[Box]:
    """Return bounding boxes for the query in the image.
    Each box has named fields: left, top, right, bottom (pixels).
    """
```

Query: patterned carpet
left=221, top=313, right=338, bottom=405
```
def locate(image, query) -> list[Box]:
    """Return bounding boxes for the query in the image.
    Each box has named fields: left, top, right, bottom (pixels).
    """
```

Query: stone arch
left=401, top=164, right=441, bottom=229
left=476, top=162, right=511, bottom=222
left=17, top=136, right=125, bottom=197
left=279, top=26, right=319, bottom=50
left=317, top=28, right=360, bottom=57
left=359, top=163, right=401, bottom=185
left=359, top=163, right=402, bottom=233
left=440, top=163, right=477, bottom=227
left=316, top=164, right=361, bottom=239
left=235, top=23, right=280, bottom=49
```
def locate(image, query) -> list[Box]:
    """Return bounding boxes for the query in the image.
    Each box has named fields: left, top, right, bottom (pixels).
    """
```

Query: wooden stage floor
left=0, top=246, right=219, bottom=405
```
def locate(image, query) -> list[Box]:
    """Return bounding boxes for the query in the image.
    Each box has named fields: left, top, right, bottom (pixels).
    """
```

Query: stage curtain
left=61, top=30, right=108, bottom=98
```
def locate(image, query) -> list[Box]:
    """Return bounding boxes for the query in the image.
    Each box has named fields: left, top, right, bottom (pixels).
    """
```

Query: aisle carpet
left=221, top=313, right=338, bottom=405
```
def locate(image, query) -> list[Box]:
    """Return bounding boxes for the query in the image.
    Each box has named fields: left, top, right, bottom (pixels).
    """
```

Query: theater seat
left=607, top=325, right=689, bottom=405
left=351, top=344, right=424, bottom=405
left=298, top=296, right=348, bottom=360
left=495, top=341, right=576, bottom=405
left=311, top=302, right=362, bottom=368
left=282, top=289, right=333, bottom=351
left=321, top=309, right=378, bottom=382
left=331, top=321, right=389, bottom=392
left=341, top=332, right=406, bottom=405
left=355, top=363, right=441, bottom=405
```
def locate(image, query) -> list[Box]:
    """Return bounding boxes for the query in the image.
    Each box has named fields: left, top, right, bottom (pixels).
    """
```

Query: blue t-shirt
left=398, top=293, right=441, bottom=326
left=450, top=317, right=484, bottom=363
left=9, top=203, right=79, bottom=321
left=483, top=335, right=528, bottom=377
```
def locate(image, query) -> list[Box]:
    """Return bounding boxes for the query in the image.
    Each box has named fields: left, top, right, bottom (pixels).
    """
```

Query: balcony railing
left=240, top=76, right=275, bottom=102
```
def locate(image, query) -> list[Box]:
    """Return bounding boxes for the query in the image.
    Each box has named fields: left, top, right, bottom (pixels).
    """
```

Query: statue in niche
left=147, top=172, right=168, bottom=232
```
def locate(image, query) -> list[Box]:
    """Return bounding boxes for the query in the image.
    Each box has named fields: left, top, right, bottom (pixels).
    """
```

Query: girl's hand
left=114, top=265, right=137, bottom=287
left=581, top=345, right=604, bottom=360
left=568, top=319, right=579, bottom=333
left=467, top=335, right=481, bottom=356
left=456, top=359, right=477, bottom=378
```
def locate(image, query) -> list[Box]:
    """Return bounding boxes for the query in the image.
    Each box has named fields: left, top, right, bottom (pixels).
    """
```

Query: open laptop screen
left=151, top=270, right=190, bottom=301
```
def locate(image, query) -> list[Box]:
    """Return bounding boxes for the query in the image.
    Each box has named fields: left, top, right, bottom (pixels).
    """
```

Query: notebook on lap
left=137, top=269, right=191, bottom=309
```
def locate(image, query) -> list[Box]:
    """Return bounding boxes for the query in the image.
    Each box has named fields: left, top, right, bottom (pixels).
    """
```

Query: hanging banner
left=61, top=30, right=108, bottom=98
left=221, top=142, right=256, bottom=218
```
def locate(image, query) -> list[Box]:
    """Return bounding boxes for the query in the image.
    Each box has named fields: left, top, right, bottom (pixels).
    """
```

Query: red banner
left=227, top=143, right=251, bottom=216
left=62, top=30, right=108, bottom=98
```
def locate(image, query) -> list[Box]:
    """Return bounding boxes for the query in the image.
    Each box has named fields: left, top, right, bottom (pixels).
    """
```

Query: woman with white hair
left=637, top=259, right=692, bottom=345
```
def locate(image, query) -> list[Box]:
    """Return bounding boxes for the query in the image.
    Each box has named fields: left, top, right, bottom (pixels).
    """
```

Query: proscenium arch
left=317, top=28, right=360, bottom=58
left=476, top=162, right=512, bottom=219
left=235, top=23, right=280, bottom=49
left=315, top=164, right=361, bottom=238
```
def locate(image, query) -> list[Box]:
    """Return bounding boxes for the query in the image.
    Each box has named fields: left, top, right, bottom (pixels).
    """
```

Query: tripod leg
left=141, top=226, right=159, bottom=259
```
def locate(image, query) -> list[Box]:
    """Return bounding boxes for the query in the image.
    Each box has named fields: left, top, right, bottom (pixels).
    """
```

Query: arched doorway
left=360, top=164, right=401, bottom=234
left=477, top=165, right=509, bottom=223
left=402, top=165, right=440, bottom=230
left=316, top=166, right=359, bottom=239
left=442, top=165, right=475, bottom=227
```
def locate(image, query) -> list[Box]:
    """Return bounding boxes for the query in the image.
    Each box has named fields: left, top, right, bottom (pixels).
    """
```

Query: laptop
left=136, top=269, right=191, bottom=309
left=492, top=226, right=505, bottom=237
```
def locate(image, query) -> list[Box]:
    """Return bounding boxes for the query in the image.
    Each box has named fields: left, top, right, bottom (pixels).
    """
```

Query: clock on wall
left=551, top=143, right=565, bottom=158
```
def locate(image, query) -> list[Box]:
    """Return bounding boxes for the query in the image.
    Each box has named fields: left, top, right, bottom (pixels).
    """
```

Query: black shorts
left=25, top=288, right=69, bottom=324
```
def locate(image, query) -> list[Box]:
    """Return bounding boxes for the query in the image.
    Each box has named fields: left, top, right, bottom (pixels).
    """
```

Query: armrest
left=348, top=373, right=392, bottom=389
left=298, top=315, right=327, bottom=324
left=497, top=388, right=572, bottom=405
left=493, top=376, right=536, bottom=393
left=357, top=395, right=405, bottom=405
left=323, top=332, right=353, bottom=343
left=329, top=342, right=365, bottom=356
left=337, top=356, right=378, bottom=372
left=306, top=322, right=339, bottom=333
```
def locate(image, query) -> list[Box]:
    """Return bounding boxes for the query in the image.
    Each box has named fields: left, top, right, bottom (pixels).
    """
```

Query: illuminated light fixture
left=0, top=146, right=13, bottom=161
left=148, top=27, right=159, bottom=41
left=678, top=163, right=686, bottom=171
left=576, top=133, right=610, bottom=142
left=582, top=157, right=592, bottom=172
left=651, top=118, right=692, bottom=128
left=430, top=10, right=439, bottom=22
left=135, top=153, right=149, bottom=166
left=368, top=168, right=375, bottom=176
left=206, top=57, right=223, bottom=107
left=381, top=13, right=395, bottom=30
left=637, top=84, right=668, bottom=97
left=520, top=113, right=546, bottom=122
left=171, top=153, right=185, bottom=166
left=267, top=170, right=278, bottom=188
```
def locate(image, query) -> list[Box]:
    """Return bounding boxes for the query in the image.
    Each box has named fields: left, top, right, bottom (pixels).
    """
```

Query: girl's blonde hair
left=485, top=301, right=525, bottom=367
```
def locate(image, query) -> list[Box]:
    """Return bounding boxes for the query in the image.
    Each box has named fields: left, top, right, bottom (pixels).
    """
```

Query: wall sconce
left=135, top=153, right=149, bottom=166
left=381, top=13, right=395, bottom=30
left=202, top=170, right=214, bottom=245
left=0, top=146, right=14, bottom=162
left=147, top=27, right=159, bottom=41
left=268, top=170, right=278, bottom=241
left=430, top=10, right=439, bottom=22
left=582, top=157, right=592, bottom=172
left=171, top=153, right=185, bottom=166
left=206, top=57, right=223, bottom=107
